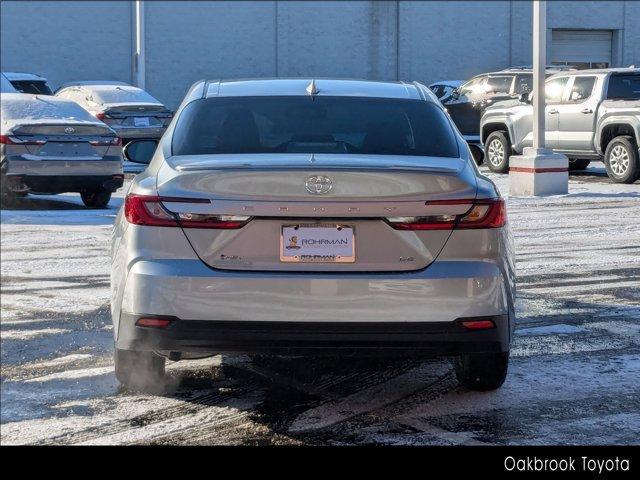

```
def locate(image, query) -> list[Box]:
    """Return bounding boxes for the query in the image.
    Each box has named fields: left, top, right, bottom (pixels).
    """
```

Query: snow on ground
left=0, top=163, right=638, bottom=445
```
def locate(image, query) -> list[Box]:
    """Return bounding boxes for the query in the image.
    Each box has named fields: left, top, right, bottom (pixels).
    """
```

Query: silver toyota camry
left=111, top=78, right=516, bottom=391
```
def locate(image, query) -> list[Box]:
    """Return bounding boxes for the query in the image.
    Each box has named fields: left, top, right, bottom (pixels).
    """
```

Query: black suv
left=443, top=66, right=574, bottom=161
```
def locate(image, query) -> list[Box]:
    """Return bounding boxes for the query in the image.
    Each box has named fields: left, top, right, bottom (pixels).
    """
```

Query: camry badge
left=305, top=175, right=333, bottom=195
left=64, top=127, right=75, bottom=134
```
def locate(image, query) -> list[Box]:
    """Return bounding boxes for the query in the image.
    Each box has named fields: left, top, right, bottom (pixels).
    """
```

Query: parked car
left=1, top=73, right=17, bottom=93
left=480, top=68, right=640, bottom=184
left=0, top=93, right=123, bottom=207
left=55, top=83, right=172, bottom=141
left=111, top=78, right=516, bottom=392
left=443, top=67, right=573, bottom=161
left=2, top=72, right=53, bottom=95
left=428, top=80, right=464, bottom=103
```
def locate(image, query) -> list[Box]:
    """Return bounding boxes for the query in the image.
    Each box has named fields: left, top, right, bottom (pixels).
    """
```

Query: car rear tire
left=568, top=158, right=591, bottom=171
left=114, top=348, right=166, bottom=391
left=81, top=189, right=112, bottom=208
left=604, top=136, right=639, bottom=184
left=485, top=131, right=512, bottom=173
left=454, top=351, right=509, bottom=391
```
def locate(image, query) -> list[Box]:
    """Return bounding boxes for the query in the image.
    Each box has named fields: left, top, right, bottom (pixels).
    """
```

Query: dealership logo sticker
left=305, top=175, right=333, bottom=195
left=286, top=235, right=301, bottom=250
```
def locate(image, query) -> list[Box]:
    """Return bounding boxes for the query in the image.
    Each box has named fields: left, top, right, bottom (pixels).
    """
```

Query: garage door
left=551, top=30, right=612, bottom=69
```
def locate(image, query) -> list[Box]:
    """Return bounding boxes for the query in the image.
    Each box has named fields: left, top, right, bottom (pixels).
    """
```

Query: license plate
left=40, top=143, right=94, bottom=156
left=133, top=117, right=151, bottom=127
left=280, top=224, right=355, bottom=263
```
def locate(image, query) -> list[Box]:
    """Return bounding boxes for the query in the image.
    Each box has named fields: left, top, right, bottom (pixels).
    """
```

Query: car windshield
left=607, top=74, right=640, bottom=100
left=459, top=77, right=484, bottom=96
left=172, top=96, right=459, bottom=158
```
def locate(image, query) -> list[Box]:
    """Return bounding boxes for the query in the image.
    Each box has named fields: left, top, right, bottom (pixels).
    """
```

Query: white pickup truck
left=480, top=68, right=640, bottom=184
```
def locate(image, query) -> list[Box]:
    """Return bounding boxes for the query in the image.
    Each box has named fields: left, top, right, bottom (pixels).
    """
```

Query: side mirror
left=518, top=92, right=532, bottom=103
left=123, top=139, right=157, bottom=164
left=452, top=88, right=460, bottom=98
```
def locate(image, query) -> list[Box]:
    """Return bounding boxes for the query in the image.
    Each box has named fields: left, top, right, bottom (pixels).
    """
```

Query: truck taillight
left=386, top=198, right=506, bottom=230
left=124, top=194, right=251, bottom=229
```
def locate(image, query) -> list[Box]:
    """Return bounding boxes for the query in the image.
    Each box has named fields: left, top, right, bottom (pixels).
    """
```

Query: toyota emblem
left=305, top=175, right=333, bottom=195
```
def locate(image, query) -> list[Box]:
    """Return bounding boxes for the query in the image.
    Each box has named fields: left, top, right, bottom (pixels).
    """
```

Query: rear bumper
left=4, top=158, right=122, bottom=177
left=4, top=173, right=124, bottom=193
left=117, top=314, right=510, bottom=356
left=115, top=258, right=514, bottom=355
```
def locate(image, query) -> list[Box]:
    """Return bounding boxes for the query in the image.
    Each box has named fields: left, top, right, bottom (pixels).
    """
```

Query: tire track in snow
left=38, top=382, right=262, bottom=445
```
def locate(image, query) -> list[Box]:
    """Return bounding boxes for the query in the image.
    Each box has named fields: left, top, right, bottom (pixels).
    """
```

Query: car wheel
left=485, top=131, right=512, bottom=173
left=454, top=351, right=509, bottom=391
left=604, top=136, right=640, bottom=184
left=0, top=181, right=26, bottom=207
left=114, top=348, right=166, bottom=391
left=568, top=158, right=591, bottom=171
left=81, top=189, right=112, bottom=208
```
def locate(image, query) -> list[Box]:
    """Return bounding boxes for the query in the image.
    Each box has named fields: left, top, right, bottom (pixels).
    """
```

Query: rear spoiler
left=103, top=103, right=171, bottom=115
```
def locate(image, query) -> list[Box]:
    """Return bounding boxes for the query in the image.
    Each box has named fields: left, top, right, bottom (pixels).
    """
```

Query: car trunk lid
left=5, top=122, right=118, bottom=158
left=102, top=103, right=172, bottom=127
left=156, top=154, right=478, bottom=272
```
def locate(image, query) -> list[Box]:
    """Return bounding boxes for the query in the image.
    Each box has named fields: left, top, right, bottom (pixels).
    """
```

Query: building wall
left=2, top=0, right=639, bottom=109
left=0, top=1, right=132, bottom=88
left=145, top=1, right=277, bottom=108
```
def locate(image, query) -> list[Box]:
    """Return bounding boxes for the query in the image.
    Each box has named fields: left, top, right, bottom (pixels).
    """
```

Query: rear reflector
left=461, top=319, right=496, bottom=330
left=124, top=194, right=250, bottom=229
left=135, top=318, right=172, bottom=328
left=387, top=198, right=506, bottom=230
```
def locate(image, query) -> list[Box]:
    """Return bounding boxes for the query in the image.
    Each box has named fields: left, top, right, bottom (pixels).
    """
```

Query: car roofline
left=197, top=78, right=431, bottom=101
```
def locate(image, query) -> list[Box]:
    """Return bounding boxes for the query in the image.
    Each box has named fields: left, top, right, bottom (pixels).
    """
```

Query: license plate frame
left=133, top=116, right=151, bottom=127
left=280, top=223, right=356, bottom=263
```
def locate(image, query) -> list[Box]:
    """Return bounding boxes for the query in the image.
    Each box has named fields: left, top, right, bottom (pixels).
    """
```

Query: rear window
left=172, top=96, right=459, bottom=158
left=607, top=74, right=640, bottom=100
left=11, top=80, right=52, bottom=95
left=90, top=87, right=159, bottom=104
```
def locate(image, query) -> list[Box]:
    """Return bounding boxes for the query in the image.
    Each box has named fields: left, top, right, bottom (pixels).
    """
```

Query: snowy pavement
left=1, top=163, right=639, bottom=445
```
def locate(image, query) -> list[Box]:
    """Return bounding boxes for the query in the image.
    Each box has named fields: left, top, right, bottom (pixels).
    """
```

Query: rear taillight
left=457, top=199, right=506, bottom=229
left=386, top=198, right=506, bottom=230
left=95, top=112, right=110, bottom=120
left=89, top=137, right=122, bottom=146
left=124, top=194, right=251, bottom=229
left=0, top=135, right=46, bottom=145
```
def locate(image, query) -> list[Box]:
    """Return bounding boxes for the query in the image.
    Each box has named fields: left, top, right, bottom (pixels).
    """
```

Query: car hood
left=485, top=99, right=523, bottom=111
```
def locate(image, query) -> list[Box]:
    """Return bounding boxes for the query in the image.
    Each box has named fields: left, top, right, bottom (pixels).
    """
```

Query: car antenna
left=306, top=79, right=319, bottom=96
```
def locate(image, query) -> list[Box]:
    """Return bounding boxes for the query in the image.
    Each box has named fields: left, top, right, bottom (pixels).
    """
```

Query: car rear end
left=91, top=86, right=172, bottom=140
left=0, top=94, right=123, bottom=196
left=111, top=81, right=515, bottom=368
